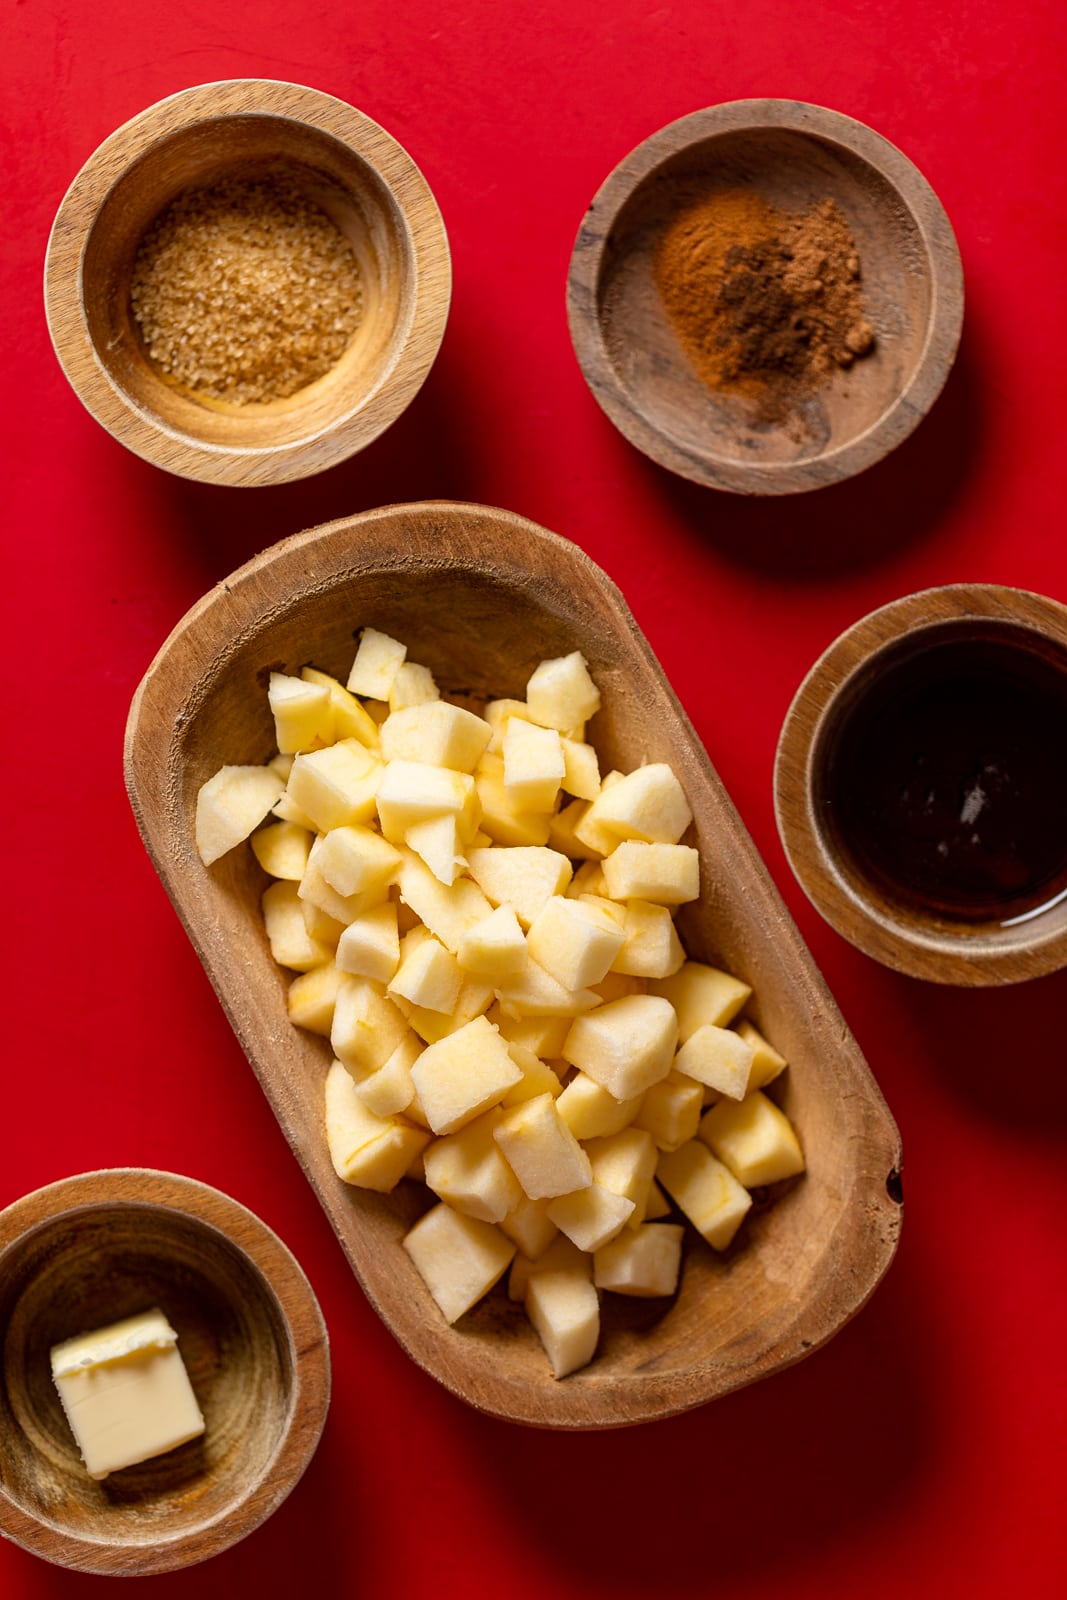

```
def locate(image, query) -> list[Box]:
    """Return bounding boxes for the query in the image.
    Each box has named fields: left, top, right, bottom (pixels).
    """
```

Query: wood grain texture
left=567, top=99, right=963, bottom=495
left=0, top=1170, right=329, bottom=1575
left=775, top=584, right=1067, bottom=984
left=43, top=80, right=451, bottom=485
left=124, top=501, right=902, bottom=1427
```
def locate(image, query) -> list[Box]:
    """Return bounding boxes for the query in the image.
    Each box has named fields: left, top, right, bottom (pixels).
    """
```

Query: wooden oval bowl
left=774, top=584, right=1067, bottom=984
left=124, top=501, right=901, bottom=1427
left=0, top=1170, right=330, bottom=1574
left=44, top=80, right=451, bottom=486
left=567, top=100, right=963, bottom=495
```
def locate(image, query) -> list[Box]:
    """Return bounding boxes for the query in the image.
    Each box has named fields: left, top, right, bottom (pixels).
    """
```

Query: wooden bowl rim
left=0, top=1168, right=331, bottom=1575
left=123, top=499, right=902, bottom=1428
left=566, top=97, right=964, bottom=496
left=43, top=78, right=451, bottom=486
left=773, top=583, right=1067, bottom=984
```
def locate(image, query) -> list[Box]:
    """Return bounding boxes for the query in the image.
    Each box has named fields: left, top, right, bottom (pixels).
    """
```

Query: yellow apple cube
left=466, top=845, right=573, bottom=927
left=489, top=1009, right=570, bottom=1060
left=525, top=895, right=626, bottom=991
left=314, top=825, right=401, bottom=900
left=610, top=899, right=685, bottom=979
left=389, top=934, right=462, bottom=1013
left=499, top=1196, right=559, bottom=1261
left=698, top=1091, right=805, bottom=1187
left=336, top=902, right=401, bottom=983
left=525, top=1270, right=600, bottom=1379
left=494, top=959, right=600, bottom=1020
left=423, top=1109, right=524, bottom=1223
left=286, top=741, right=381, bottom=834
left=388, top=660, right=439, bottom=711
left=457, top=903, right=528, bottom=978
left=324, top=1059, right=430, bottom=1191
left=346, top=627, right=407, bottom=700
left=397, top=849, right=494, bottom=952
left=404, top=814, right=466, bottom=886
left=409, top=1014, right=522, bottom=1134
left=380, top=701, right=492, bottom=772
left=583, top=762, right=692, bottom=845
left=402, top=1203, right=516, bottom=1324
left=508, top=1234, right=591, bottom=1302
left=584, top=1127, right=658, bottom=1223
left=736, top=1020, right=788, bottom=1090
left=634, top=1071, right=704, bottom=1151
left=601, top=842, right=700, bottom=905
left=473, top=761, right=553, bottom=847
left=500, top=1042, right=564, bottom=1105
left=287, top=962, right=344, bottom=1036
left=331, top=976, right=412, bottom=1076
left=503, top=717, right=566, bottom=811
left=657, top=1140, right=752, bottom=1249
left=196, top=764, right=285, bottom=865
left=562, top=994, right=678, bottom=1099
left=493, top=1093, right=592, bottom=1199
left=376, top=760, right=477, bottom=844
left=526, top=651, right=601, bottom=732
left=593, top=1223, right=685, bottom=1297
left=560, top=737, right=601, bottom=801
left=262, top=880, right=334, bottom=971
left=354, top=1033, right=422, bottom=1118
left=300, top=665, right=381, bottom=747
left=251, top=820, right=313, bottom=881
left=268, top=671, right=333, bottom=754
left=545, top=1183, right=635, bottom=1252
left=675, top=1024, right=756, bottom=1100
left=555, top=1072, right=643, bottom=1140
left=650, top=961, right=752, bottom=1039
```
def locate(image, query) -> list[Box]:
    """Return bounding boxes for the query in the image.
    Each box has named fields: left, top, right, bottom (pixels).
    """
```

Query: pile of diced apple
left=196, top=628, right=804, bottom=1379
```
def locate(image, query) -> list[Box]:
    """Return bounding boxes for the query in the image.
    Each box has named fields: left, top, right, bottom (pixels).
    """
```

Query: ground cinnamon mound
left=130, top=174, right=364, bottom=406
left=654, top=188, right=874, bottom=426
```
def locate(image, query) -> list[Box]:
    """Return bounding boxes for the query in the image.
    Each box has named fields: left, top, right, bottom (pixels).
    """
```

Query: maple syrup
left=821, top=625, right=1067, bottom=925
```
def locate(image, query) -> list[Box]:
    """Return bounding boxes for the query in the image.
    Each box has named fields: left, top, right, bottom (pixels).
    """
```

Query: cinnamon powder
left=654, top=188, right=874, bottom=427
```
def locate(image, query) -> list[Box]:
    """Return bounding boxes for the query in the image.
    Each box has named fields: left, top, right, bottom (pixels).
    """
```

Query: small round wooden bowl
left=44, top=80, right=451, bottom=486
left=0, top=1170, right=330, bottom=1575
left=567, top=100, right=963, bottom=495
left=775, top=585, right=1067, bottom=984
left=124, top=501, right=901, bottom=1428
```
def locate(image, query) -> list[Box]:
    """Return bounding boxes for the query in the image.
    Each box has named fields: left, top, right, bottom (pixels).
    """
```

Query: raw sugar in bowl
left=0, top=1170, right=330, bottom=1575
left=567, top=99, right=963, bottom=495
left=44, top=79, right=451, bottom=486
left=124, top=500, right=902, bottom=1428
left=774, top=585, right=1067, bottom=984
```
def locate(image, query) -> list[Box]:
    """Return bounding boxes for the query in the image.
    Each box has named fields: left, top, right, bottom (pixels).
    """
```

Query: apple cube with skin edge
left=493, top=1093, right=592, bottom=1199
left=601, top=841, right=700, bottom=905
left=324, top=1059, right=430, bottom=1191
left=301, top=665, right=381, bottom=747
left=545, top=1183, right=635, bottom=1252
left=593, top=1223, right=685, bottom=1297
left=698, top=1091, right=805, bottom=1188
left=650, top=961, right=752, bottom=1040
left=657, top=1140, right=752, bottom=1250
left=347, top=627, right=407, bottom=700
left=402, top=1203, right=516, bottom=1325
left=336, top=902, right=401, bottom=984
left=286, top=741, right=382, bottom=834
left=674, top=1024, right=756, bottom=1100
left=582, top=762, right=693, bottom=845
left=466, top=846, right=573, bottom=927
left=422, top=1109, right=524, bottom=1223
left=268, top=671, right=333, bottom=754
left=380, top=700, right=492, bottom=772
left=526, top=651, right=601, bottom=733
left=196, top=765, right=285, bottom=865
left=562, top=994, right=678, bottom=1100
left=251, top=819, right=313, bottom=881
left=408, top=1014, right=522, bottom=1135
left=555, top=1072, right=644, bottom=1141
left=525, top=1269, right=600, bottom=1380
left=525, top=895, right=626, bottom=991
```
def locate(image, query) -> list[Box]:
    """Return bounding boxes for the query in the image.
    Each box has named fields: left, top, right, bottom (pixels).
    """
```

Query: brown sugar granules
left=654, top=188, right=874, bottom=427
left=130, top=174, right=364, bottom=405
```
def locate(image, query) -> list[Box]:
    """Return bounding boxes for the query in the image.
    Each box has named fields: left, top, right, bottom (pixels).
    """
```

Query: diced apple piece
left=299, top=849, right=380, bottom=927
left=546, top=1183, right=635, bottom=1252
left=643, top=1178, right=672, bottom=1220
left=675, top=1024, right=755, bottom=1101
left=634, top=1071, right=704, bottom=1151
left=484, top=698, right=533, bottom=752
left=457, top=904, right=528, bottom=979
left=376, top=760, right=477, bottom=844
left=473, top=762, right=553, bottom=847
left=498, top=1196, right=559, bottom=1261
left=300, top=898, right=345, bottom=951
left=562, top=994, right=678, bottom=1099
left=405, top=814, right=466, bottom=886
left=560, top=737, right=601, bottom=801
left=325, top=1059, right=430, bottom=1191
left=286, top=741, right=381, bottom=834
left=502, top=718, right=566, bottom=811
left=525, top=895, right=626, bottom=991
left=347, top=627, right=407, bottom=700
left=493, top=1093, right=592, bottom=1199
left=423, top=1109, right=523, bottom=1223
left=388, top=660, right=439, bottom=711
left=401, top=975, right=495, bottom=1045
left=650, top=961, right=752, bottom=1039
left=196, top=765, right=285, bottom=865
left=594, top=1223, right=685, bottom=1297
left=601, top=841, right=700, bottom=905
left=354, top=1033, right=422, bottom=1118
left=657, top=1140, right=752, bottom=1249
left=508, top=1234, right=591, bottom=1302
left=314, top=825, right=401, bottom=900
left=466, top=846, right=573, bottom=928
left=489, top=1008, right=570, bottom=1060
left=388, top=934, right=462, bottom=1013
left=547, top=798, right=603, bottom=860
left=409, top=1015, right=522, bottom=1135
left=301, top=665, right=381, bottom=747
left=268, top=671, right=333, bottom=754
left=736, top=1020, right=788, bottom=1090
left=402, top=1203, right=516, bottom=1324
left=584, top=1127, right=658, bottom=1223
left=500, top=1041, right=564, bottom=1105
left=380, top=701, right=492, bottom=772
left=336, top=902, right=401, bottom=983
left=698, top=1091, right=805, bottom=1187
left=583, top=762, right=692, bottom=845
left=525, top=1270, right=600, bottom=1379
left=494, top=959, right=600, bottom=1019
left=287, top=962, right=343, bottom=1036
left=262, top=880, right=334, bottom=971
left=555, top=1072, right=643, bottom=1140
left=566, top=859, right=609, bottom=897
left=331, top=976, right=412, bottom=1077
left=610, top=899, right=685, bottom=979
left=251, top=820, right=313, bottom=881
left=526, top=651, right=601, bottom=733
left=396, top=849, right=494, bottom=954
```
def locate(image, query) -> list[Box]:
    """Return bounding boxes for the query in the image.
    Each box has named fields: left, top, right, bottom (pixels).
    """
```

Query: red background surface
left=3, top=3, right=1065, bottom=1596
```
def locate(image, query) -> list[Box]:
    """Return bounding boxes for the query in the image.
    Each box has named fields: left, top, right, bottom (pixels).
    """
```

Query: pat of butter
left=50, top=1308, right=205, bottom=1480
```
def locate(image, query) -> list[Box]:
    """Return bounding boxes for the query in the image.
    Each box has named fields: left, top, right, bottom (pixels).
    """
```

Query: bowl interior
left=81, top=114, right=412, bottom=451
left=126, top=503, right=902, bottom=1426
left=595, top=125, right=932, bottom=471
left=0, top=1184, right=295, bottom=1562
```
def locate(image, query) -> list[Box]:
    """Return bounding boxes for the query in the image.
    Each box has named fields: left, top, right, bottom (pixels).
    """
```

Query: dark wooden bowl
left=44, top=80, right=451, bottom=485
left=567, top=100, right=963, bottom=495
left=0, top=1170, right=329, bottom=1574
left=775, top=584, right=1067, bottom=983
left=124, top=501, right=902, bottom=1427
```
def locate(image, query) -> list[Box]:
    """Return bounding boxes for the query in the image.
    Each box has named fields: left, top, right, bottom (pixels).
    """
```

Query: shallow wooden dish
left=124, top=501, right=901, bottom=1427
left=0, top=1169, right=329, bottom=1574
left=44, top=80, right=451, bottom=485
left=775, top=584, right=1067, bottom=984
left=567, top=100, right=963, bottom=495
